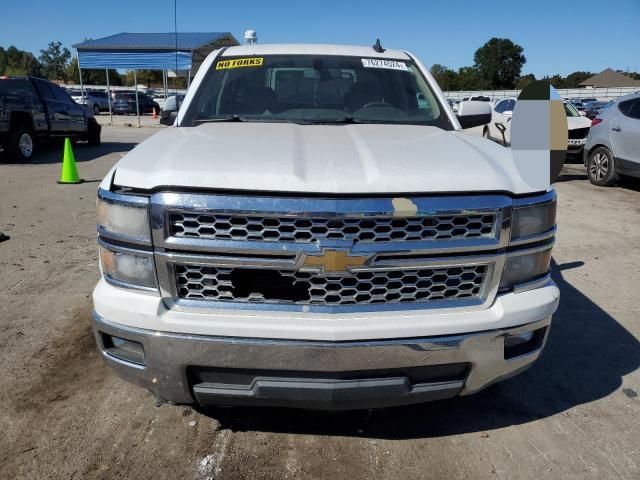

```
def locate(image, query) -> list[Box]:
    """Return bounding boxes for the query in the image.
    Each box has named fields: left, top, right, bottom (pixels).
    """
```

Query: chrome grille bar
left=150, top=193, right=512, bottom=313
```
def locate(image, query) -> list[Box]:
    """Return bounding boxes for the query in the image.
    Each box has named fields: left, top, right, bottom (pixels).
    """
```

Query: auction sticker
left=361, top=58, right=408, bottom=71
left=216, top=57, right=264, bottom=70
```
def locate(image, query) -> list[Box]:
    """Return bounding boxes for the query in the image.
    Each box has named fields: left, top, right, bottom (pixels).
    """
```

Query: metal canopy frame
left=73, top=32, right=239, bottom=125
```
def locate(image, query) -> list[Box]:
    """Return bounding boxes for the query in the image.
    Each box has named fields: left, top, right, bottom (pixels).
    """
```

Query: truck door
left=50, top=84, right=87, bottom=133
left=32, top=79, right=67, bottom=133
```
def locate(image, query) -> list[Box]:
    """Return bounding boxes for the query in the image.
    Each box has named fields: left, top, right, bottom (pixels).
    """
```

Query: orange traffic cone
left=152, top=107, right=158, bottom=119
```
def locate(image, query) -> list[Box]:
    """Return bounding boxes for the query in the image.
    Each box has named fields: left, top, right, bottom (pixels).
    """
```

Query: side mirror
left=456, top=101, right=492, bottom=129
left=160, top=96, right=179, bottom=126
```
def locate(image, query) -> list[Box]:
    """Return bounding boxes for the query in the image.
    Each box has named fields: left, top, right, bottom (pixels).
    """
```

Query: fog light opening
left=101, top=333, right=145, bottom=365
left=504, top=327, right=546, bottom=360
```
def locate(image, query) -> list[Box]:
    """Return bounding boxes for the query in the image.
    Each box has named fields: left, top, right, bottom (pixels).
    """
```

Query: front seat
left=236, top=86, right=277, bottom=115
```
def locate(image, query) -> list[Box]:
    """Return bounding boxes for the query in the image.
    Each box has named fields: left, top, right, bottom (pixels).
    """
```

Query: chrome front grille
left=175, top=264, right=489, bottom=306
left=169, top=212, right=496, bottom=243
left=151, top=193, right=511, bottom=313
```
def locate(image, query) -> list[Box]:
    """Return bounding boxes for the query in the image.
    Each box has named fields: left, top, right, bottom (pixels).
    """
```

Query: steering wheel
left=358, top=101, right=394, bottom=110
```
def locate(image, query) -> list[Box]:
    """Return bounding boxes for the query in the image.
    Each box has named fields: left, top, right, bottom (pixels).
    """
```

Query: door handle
left=611, top=126, right=621, bottom=132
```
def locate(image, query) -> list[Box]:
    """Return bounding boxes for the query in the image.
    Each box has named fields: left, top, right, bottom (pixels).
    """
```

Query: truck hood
left=112, top=123, right=540, bottom=194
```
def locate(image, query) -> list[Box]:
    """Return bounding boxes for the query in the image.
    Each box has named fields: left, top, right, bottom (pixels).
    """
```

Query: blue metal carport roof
left=73, top=32, right=238, bottom=70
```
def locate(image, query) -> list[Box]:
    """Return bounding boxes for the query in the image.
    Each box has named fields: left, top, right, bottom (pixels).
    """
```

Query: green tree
left=542, top=74, right=564, bottom=88
left=66, top=58, right=122, bottom=86
left=562, top=71, right=594, bottom=88
left=473, top=38, right=526, bottom=89
left=136, top=70, right=164, bottom=88
left=430, top=64, right=459, bottom=91
left=39, top=41, right=71, bottom=81
left=515, top=73, right=536, bottom=90
left=0, top=46, right=42, bottom=76
left=456, top=66, right=488, bottom=90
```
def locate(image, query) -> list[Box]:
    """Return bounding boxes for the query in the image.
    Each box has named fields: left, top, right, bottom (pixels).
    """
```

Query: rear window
left=0, top=79, right=37, bottom=97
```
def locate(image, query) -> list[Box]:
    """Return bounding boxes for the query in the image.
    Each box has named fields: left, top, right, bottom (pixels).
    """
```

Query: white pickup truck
left=93, top=44, right=559, bottom=410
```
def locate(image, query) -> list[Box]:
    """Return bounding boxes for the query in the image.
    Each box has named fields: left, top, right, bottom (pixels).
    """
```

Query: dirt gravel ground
left=0, top=128, right=639, bottom=480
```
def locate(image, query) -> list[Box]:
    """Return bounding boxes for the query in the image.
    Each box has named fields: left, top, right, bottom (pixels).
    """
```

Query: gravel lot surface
left=0, top=128, right=638, bottom=479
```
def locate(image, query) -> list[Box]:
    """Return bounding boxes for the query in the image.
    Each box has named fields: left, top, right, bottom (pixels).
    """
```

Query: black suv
left=112, top=92, right=160, bottom=115
left=0, top=77, right=101, bottom=161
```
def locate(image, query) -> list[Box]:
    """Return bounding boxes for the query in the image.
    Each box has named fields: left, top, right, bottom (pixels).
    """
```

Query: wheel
left=6, top=124, right=35, bottom=162
left=93, top=104, right=100, bottom=116
left=587, top=147, right=618, bottom=186
left=87, top=119, right=101, bottom=146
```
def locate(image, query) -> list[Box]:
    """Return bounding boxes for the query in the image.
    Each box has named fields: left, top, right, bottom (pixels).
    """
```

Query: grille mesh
left=568, top=127, right=590, bottom=139
left=169, top=213, right=496, bottom=243
left=175, top=264, right=488, bottom=306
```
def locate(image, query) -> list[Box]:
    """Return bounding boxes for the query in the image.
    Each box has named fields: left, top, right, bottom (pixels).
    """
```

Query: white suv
left=92, top=44, right=559, bottom=410
left=485, top=97, right=591, bottom=153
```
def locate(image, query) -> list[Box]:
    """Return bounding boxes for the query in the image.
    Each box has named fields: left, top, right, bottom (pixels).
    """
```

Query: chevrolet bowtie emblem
left=302, top=250, right=370, bottom=273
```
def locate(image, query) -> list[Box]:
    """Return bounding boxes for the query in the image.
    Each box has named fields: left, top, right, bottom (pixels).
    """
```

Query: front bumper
left=93, top=311, right=552, bottom=410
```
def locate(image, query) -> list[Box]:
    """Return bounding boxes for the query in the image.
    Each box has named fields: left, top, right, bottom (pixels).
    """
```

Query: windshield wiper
left=304, top=117, right=430, bottom=125
left=193, top=116, right=301, bottom=125
left=192, top=115, right=245, bottom=124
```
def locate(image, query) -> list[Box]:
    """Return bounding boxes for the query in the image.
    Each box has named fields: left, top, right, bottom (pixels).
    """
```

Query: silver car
left=69, top=90, right=110, bottom=115
left=584, top=92, right=640, bottom=186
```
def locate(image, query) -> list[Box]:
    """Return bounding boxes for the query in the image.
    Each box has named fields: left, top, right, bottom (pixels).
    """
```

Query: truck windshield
left=182, top=54, right=452, bottom=129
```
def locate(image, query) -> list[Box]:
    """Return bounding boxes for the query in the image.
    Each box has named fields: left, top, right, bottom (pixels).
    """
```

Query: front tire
left=587, top=147, right=618, bottom=187
left=6, top=125, right=35, bottom=162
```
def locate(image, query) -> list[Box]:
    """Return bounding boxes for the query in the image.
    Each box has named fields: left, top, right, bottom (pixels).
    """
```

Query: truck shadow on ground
left=197, top=258, right=640, bottom=439
left=0, top=141, right=138, bottom=165
left=557, top=165, right=640, bottom=192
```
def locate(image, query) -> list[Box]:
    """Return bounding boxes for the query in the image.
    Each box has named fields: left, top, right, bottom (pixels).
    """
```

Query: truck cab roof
left=219, top=43, right=411, bottom=60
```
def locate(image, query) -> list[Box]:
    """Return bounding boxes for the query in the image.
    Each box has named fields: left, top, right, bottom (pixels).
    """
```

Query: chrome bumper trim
left=92, top=312, right=552, bottom=408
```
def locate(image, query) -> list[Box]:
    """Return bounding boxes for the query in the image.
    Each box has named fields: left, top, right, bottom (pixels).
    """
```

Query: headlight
left=97, top=196, right=150, bottom=242
left=500, top=247, right=552, bottom=289
left=99, top=244, right=157, bottom=290
left=511, top=199, right=556, bottom=240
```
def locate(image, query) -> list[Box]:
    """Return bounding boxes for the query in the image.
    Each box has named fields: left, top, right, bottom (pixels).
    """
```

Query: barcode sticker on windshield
left=361, top=59, right=408, bottom=71
left=216, top=57, right=264, bottom=70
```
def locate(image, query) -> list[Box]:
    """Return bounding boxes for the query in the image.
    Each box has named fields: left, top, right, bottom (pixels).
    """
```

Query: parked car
left=583, top=92, right=640, bottom=186
left=484, top=98, right=591, bottom=154
left=159, top=94, right=185, bottom=125
left=69, top=90, right=110, bottom=115
left=112, top=92, right=160, bottom=115
left=584, top=101, right=604, bottom=119
left=0, top=76, right=101, bottom=161
left=571, top=101, right=587, bottom=116
left=92, top=43, right=559, bottom=411
left=461, top=95, right=490, bottom=102
left=578, top=97, right=598, bottom=104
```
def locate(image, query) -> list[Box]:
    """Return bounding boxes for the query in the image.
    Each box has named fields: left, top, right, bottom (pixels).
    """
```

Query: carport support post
left=105, top=68, right=112, bottom=125
left=133, top=69, right=140, bottom=127
left=77, top=53, right=85, bottom=101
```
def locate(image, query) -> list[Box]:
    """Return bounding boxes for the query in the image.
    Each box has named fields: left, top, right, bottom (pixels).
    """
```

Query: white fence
left=60, top=83, right=188, bottom=95
left=444, top=86, right=639, bottom=101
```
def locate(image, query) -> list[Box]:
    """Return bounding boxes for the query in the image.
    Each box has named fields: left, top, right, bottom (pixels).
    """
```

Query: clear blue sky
left=1, top=0, right=639, bottom=77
